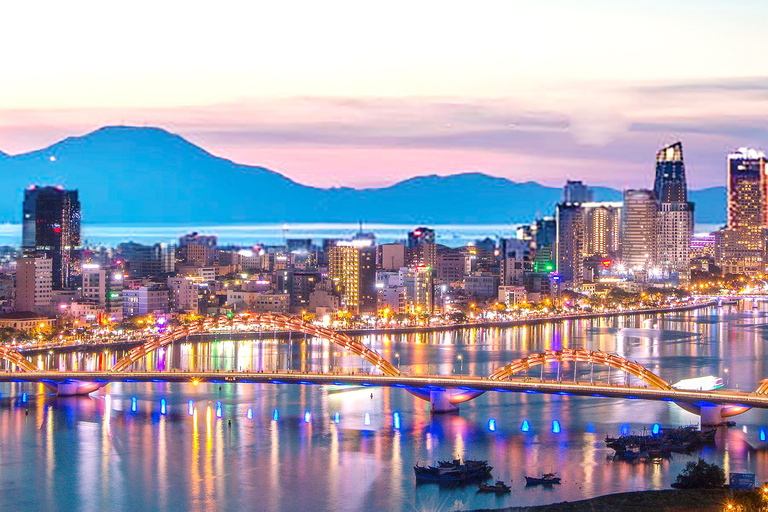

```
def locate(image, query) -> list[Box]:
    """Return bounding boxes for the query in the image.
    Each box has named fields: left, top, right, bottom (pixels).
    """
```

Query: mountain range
left=0, top=126, right=726, bottom=226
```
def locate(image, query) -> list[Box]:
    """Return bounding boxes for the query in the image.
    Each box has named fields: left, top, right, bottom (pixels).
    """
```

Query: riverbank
left=18, top=301, right=716, bottom=357
left=471, top=488, right=763, bottom=512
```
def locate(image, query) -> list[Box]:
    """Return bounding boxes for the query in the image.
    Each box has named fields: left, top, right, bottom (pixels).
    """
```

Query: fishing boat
left=477, top=480, right=511, bottom=494
left=524, top=473, right=561, bottom=486
left=414, top=459, right=493, bottom=484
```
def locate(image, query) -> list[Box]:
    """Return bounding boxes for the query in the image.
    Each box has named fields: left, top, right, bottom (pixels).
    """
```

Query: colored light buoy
left=334, top=412, right=340, bottom=423
left=188, top=400, right=194, bottom=416
left=521, top=420, right=530, bottom=432
left=488, top=419, right=496, bottom=432
left=131, top=397, right=137, bottom=412
left=304, top=411, right=311, bottom=423
left=273, top=409, right=279, bottom=421
left=160, top=398, right=167, bottom=415
left=552, top=420, right=561, bottom=433
left=652, top=423, right=660, bottom=435
left=247, top=408, right=253, bottom=420
left=21, top=393, right=27, bottom=403
left=393, top=412, right=400, bottom=429
left=364, top=412, right=371, bottom=426
left=761, top=428, right=766, bottom=442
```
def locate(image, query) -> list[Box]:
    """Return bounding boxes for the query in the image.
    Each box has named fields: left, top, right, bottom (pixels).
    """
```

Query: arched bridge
left=2, top=317, right=768, bottom=420
left=111, top=313, right=400, bottom=376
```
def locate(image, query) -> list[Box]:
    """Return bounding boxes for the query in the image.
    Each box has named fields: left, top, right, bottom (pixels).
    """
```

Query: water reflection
left=0, top=304, right=768, bottom=510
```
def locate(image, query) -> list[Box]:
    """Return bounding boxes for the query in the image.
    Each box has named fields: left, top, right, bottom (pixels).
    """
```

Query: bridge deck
left=5, top=371, right=768, bottom=409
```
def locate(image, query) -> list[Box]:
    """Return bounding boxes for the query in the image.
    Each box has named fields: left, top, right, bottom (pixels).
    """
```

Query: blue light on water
left=586, top=423, right=595, bottom=433
left=521, top=420, right=530, bottom=432
left=364, top=412, right=371, bottom=426
left=552, top=420, right=561, bottom=433
left=21, top=393, right=27, bottom=403
left=304, top=411, right=311, bottom=423
left=247, top=408, right=253, bottom=420
left=760, top=428, right=766, bottom=442
left=216, top=404, right=222, bottom=418
left=273, top=409, right=279, bottom=421
left=188, top=400, right=194, bottom=416
left=620, top=424, right=630, bottom=435
left=393, top=412, right=400, bottom=429
left=652, top=424, right=660, bottom=435
left=131, top=397, right=137, bottom=412
left=334, top=412, right=340, bottom=423
left=160, top=399, right=166, bottom=415
left=488, top=419, right=496, bottom=432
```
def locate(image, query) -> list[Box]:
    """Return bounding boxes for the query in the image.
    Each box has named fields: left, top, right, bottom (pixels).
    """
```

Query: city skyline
left=2, top=1, right=768, bottom=189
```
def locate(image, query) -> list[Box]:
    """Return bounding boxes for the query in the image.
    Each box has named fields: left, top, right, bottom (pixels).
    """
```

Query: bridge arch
left=110, top=313, right=401, bottom=376
left=0, top=345, right=38, bottom=373
left=487, top=348, right=672, bottom=390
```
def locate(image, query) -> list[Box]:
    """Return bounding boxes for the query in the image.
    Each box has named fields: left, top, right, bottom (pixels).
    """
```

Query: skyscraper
left=563, top=180, right=592, bottom=203
left=727, top=148, right=767, bottom=229
left=22, top=186, right=81, bottom=289
left=714, top=148, right=768, bottom=274
left=328, top=243, right=361, bottom=313
left=654, top=143, right=694, bottom=282
left=407, top=227, right=435, bottom=249
left=654, top=142, right=687, bottom=203
left=622, top=189, right=657, bottom=271
left=555, top=203, right=584, bottom=286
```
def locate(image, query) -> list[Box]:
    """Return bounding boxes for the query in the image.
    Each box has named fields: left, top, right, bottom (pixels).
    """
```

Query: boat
left=524, top=473, right=561, bottom=486
left=414, top=459, right=493, bottom=485
left=477, top=480, right=511, bottom=494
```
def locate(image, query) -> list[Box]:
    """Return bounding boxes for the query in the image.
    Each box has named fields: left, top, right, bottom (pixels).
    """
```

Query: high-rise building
left=179, top=232, right=217, bottom=250
left=15, top=257, right=53, bottom=314
left=621, top=189, right=657, bottom=271
left=118, top=242, right=176, bottom=278
left=358, top=246, right=377, bottom=314
left=556, top=203, right=584, bottom=286
left=328, top=243, right=361, bottom=313
left=377, top=244, right=406, bottom=270
left=407, top=227, right=435, bottom=249
left=727, top=148, right=768, bottom=229
left=81, top=264, right=123, bottom=321
left=400, top=265, right=434, bottom=314
left=714, top=148, right=768, bottom=274
left=654, top=142, right=694, bottom=282
left=22, top=186, right=81, bottom=289
left=654, top=142, right=688, bottom=203
left=563, top=180, right=592, bottom=203
left=582, top=202, right=622, bottom=258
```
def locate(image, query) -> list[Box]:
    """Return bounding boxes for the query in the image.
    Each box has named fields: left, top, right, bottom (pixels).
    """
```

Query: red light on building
left=602, top=259, right=612, bottom=267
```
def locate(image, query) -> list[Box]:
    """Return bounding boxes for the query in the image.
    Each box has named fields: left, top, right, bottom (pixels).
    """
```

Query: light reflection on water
left=2, top=303, right=768, bottom=511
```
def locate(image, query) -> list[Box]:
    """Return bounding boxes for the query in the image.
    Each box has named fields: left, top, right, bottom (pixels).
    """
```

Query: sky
left=2, top=0, right=768, bottom=189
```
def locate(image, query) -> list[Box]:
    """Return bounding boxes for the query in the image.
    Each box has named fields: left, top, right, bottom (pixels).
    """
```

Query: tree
left=671, top=459, right=725, bottom=489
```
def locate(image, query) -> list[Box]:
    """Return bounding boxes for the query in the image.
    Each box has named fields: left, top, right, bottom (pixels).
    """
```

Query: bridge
left=0, top=313, right=766, bottom=423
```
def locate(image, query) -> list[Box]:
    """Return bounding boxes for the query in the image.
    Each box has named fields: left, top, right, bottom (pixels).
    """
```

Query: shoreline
left=18, top=301, right=716, bottom=357
left=469, top=488, right=761, bottom=512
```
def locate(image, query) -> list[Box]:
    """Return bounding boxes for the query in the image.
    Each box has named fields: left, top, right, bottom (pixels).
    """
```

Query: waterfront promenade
left=17, top=300, right=716, bottom=357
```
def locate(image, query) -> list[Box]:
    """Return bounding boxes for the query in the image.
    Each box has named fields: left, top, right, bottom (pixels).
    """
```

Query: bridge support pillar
left=45, top=381, right=108, bottom=396
left=700, top=404, right=727, bottom=427
left=430, top=390, right=459, bottom=413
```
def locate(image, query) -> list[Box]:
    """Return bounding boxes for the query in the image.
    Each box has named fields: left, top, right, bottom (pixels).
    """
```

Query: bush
left=672, top=459, right=725, bottom=489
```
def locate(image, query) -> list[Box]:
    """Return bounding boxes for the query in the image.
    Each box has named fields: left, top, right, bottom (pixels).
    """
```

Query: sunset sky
left=2, top=0, right=768, bottom=189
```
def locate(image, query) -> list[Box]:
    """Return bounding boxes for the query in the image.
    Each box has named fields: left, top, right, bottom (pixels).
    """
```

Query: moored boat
left=477, top=480, right=511, bottom=493
left=524, top=473, right=561, bottom=486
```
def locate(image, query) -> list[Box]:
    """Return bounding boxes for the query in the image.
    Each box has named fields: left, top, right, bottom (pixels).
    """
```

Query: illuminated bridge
left=1, top=314, right=767, bottom=423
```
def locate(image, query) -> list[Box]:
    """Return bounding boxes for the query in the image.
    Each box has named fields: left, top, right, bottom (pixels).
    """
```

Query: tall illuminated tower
left=22, top=185, right=82, bottom=289
left=653, top=142, right=693, bottom=283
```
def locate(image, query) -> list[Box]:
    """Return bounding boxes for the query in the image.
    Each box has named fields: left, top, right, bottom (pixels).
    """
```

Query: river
left=1, top=302, right=766, bottom=511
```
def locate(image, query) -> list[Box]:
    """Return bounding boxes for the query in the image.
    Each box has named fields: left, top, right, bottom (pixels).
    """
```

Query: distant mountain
left=0, top=126, right=726, bottom=226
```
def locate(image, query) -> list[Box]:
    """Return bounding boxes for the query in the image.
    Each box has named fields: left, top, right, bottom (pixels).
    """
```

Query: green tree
left=671, top=459, right=725, bottom=489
